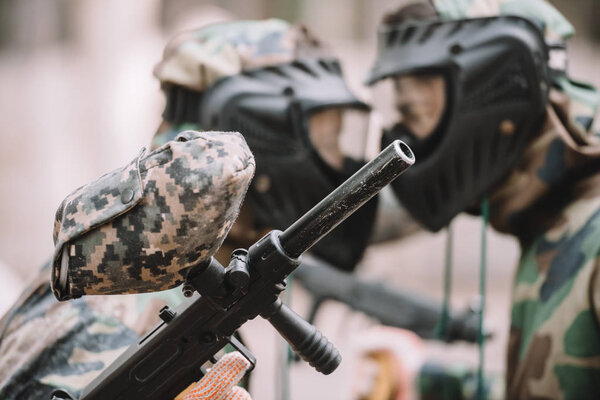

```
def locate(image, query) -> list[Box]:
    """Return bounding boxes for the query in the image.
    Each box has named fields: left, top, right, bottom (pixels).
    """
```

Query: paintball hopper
left=51, top=131, right=255, bottom=301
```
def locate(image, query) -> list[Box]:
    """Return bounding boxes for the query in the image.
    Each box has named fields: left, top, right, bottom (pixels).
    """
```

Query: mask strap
left=434, top=223, right=453, bottom=340
left=477, top=197, right=489, bottom=400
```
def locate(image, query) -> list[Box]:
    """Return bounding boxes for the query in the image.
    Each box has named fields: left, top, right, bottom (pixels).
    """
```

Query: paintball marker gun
left=52, top=140, right=415, bottom=400
left=294, top=255, right=481, bottom=342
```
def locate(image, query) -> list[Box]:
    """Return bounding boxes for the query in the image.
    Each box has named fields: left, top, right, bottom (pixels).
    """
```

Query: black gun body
left=81, top=293, right=226, bottom=399
left=81, top=234, right=297, bottom=400
left=73, top=140, right=414, bottom=400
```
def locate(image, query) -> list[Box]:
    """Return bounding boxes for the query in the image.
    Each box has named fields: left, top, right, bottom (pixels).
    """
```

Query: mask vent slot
left=448, top=20, right=465, bottom=36
left=229, top=115, right=298, bottom=157
left=319, top=60, right=332, bottom=72
left=291, top=61, right=318, bottom=78
left=461, top=54, right=530, bottom=112
left=419, top=23, right=439, bottom=43
left=263, top=66, right=289, bottom=79
left=386, top=28, right=399, bottom=47
left=401, top=26, right=416, bottom=43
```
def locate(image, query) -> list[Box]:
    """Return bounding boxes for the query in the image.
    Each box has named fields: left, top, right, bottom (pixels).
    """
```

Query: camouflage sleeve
left=0, top=266, right=137, bottom=399
left=52, top=130, right=255, bottom=300
left=1, top=130, right=256, bottom=398
left=0, top=266, right=189, bottom=400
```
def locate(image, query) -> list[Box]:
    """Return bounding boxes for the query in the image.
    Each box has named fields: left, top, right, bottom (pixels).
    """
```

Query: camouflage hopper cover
left=153, top=18, right=329, bottom=93
left=486, top=89, right=600, bottom=398
left=51, top=130, right=255, bottom=300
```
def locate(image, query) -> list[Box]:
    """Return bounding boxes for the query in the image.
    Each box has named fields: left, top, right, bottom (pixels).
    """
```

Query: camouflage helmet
left=153, top=18, right=330, bottom=94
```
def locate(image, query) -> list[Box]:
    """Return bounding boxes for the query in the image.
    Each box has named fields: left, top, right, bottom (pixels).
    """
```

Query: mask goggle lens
left=371, top=73, right=446, bottom=158
left=308, top=107, right=370, bottom=170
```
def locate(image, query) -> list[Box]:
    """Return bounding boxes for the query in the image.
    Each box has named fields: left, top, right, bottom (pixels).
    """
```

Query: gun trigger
left=229, top=334, right=257, bottom=371
left=158, top=306, right=177, bottom=323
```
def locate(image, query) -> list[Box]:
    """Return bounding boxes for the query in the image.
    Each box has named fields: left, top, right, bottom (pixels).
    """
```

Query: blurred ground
left=0, top=1, right=598, bottom=399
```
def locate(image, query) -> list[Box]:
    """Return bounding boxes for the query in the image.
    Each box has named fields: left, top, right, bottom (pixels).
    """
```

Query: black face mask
left=250, top=148, right=377, bottom=272
left=232, top=98, right=376, bottom=272
left=368, top=16, right=549, bottom=231
left=163, top=59, right=377, bottom=272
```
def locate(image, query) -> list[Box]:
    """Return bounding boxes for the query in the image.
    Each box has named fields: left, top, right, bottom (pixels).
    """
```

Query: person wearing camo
left=151, top=18, right=377, bottom=271
left=0, top=19, right=376, bottom=399
left=0, top=130, right=256, bottom=400
left=366, top=0, right=600, bottom=398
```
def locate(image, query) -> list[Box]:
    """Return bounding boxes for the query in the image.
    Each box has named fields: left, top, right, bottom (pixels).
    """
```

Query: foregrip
left=261, top=298, right=340, bottom=374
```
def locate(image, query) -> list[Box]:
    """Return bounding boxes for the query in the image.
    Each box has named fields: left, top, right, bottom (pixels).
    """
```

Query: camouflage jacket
left=0, top=268, right=184, bottom=399
left=430, top=1, right=600, bottom=397
left=488, top=89, right=600, bottom=399
left=0, top=131, right=255, bottom=399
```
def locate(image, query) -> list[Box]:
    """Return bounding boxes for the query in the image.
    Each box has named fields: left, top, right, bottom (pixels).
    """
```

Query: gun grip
left=261, top=298, right=341, bottom=375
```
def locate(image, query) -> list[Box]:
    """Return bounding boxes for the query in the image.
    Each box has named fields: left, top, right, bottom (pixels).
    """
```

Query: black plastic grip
left=261, top=298, right=341, bottom=375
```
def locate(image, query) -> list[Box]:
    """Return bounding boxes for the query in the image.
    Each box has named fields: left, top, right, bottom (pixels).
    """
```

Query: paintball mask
left=367, top=16, right=550, bottom=231
left=163, top=59, right=376, bottom=271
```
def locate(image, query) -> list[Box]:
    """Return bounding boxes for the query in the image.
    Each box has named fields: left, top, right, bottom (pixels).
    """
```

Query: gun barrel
left=279, top=140, right=414, bottom=258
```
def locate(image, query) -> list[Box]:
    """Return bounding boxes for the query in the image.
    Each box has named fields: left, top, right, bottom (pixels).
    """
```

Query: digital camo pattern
left=432, top=0, right=574, bottom=41
left=486, top=89, right=600, bottom=398
left=153, top=18, right=329, bottom=92
left=0, top=266, right=185, bottom=399
left=52, top=130, right=255, bottom=299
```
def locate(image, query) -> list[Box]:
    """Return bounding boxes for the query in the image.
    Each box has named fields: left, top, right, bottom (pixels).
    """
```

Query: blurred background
left=0, top=0, right=598, bottom=399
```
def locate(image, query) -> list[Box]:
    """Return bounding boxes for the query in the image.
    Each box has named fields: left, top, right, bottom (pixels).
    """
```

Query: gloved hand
left=176, top=352, right=252, bottom=400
